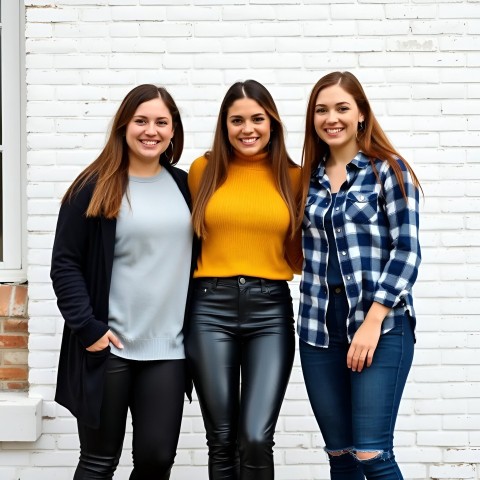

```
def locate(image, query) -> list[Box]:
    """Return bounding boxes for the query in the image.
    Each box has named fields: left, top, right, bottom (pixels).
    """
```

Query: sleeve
left=50, top=192, right=110, bottom=348
left=373, top=160, right=421, bottom=308
left=284, top=164, right=304, bottom=275
left=285, top=226, right=303, bottom=275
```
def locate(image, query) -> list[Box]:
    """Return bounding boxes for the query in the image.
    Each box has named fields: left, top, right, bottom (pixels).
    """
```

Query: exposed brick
left=0, top=335, right=29, bottom=349
left=0, top=285, right=12, bottom=316
left=4, top=318, right=29, bottom=333
left=0, top=367, right=28, bottom=381
left=12, top=285, right=28, bottom=317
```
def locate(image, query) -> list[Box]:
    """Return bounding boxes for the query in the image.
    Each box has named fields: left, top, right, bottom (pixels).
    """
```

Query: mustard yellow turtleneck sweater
left=188, top=151, right=302, bottom=280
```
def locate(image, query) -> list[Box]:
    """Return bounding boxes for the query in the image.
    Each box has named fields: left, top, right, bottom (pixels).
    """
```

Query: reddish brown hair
left=63, top=84, right=184, bottom=218
left=301, top=71, right=421, bottom=220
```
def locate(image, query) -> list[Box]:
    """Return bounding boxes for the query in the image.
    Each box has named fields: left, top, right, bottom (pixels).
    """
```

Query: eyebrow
left=133, top=115, right=169, bottom=120
left=229, top=113, right=265, bottom=119
left=315, top=101, right=351, bottom=107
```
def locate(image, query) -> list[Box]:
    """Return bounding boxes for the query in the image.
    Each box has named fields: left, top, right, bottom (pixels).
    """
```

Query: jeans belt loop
left=260, top=278, right=269, bottom=294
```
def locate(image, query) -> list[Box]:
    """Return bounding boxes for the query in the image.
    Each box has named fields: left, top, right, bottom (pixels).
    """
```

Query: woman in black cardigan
left=51, top=84, right=196, bottom=480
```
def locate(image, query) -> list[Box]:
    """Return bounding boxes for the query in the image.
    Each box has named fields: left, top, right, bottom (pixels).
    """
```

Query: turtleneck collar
left=231, top=150, right=270, bottom=168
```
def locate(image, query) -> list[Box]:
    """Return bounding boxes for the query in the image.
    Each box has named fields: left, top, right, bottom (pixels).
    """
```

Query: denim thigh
left=300, top=289, right=414, bottom=453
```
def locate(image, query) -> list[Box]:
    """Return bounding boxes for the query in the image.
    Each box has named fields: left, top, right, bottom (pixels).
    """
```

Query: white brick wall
left=2, top=0, right=478, bottom=478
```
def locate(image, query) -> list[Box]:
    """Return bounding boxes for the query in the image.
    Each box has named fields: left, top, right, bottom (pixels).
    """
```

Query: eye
left=231, top=118, right=243, bottom=125
left=315, top=107, right=327, bottom=114
left=156, top=120, right=168, bottom=126
left=134, top=119, right=146, bottom=125
left=338, top=106, right=350, bottom=113
left=253, top=117, right=265, bottom=123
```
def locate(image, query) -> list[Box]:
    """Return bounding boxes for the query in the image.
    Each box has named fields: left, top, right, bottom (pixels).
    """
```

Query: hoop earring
left=165, top=140, right=174, bottom=162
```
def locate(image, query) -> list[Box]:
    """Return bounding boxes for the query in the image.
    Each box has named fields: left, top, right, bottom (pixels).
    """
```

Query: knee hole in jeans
left=354, top=450, right=385, bottom=462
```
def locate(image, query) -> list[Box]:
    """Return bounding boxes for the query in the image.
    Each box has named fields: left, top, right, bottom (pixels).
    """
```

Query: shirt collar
left=312, top=151, right=369, bottom=178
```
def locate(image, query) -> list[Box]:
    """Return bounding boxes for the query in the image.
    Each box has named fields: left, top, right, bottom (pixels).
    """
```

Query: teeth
left=326, top=128, right=342, bottom=134
left=241, top=138, right=257, bottom=144
left=142, top=140, right=158, bottom=145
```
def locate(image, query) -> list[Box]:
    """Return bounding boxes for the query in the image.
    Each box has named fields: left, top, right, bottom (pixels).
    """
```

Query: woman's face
left=125, top=97, right=174, bottom=168
left=226, top=97, right=271, bottom=156
left=313, top=84, right=364, bottom=154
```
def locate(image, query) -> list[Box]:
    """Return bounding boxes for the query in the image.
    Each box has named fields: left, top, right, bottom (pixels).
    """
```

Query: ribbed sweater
left=188, top=151, right=302, bottom=280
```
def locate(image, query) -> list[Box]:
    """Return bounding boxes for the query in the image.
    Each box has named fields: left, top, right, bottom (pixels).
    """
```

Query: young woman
left=186, top=79, right=302, bottom=480
left=51, top=84, right=195, bottom=480
left=298, top=71, right=421, bottom=479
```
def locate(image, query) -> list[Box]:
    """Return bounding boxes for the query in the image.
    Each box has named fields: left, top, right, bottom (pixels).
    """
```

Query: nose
left=145, top=121, right=156, bottom=135
left=242, top=121, right=254, bottom=133
left=326, top=110, right=338, bottom=123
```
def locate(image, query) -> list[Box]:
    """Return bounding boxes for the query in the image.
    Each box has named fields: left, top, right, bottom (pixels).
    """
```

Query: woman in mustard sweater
left=186, top=80, right=302, bottom=480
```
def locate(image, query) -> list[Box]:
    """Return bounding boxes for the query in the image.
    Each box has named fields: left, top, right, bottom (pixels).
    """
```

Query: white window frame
left=0, top=1, right=25, bottom=281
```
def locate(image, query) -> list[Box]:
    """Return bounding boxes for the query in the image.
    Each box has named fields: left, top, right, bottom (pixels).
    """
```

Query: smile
left=240, top=137, right=259, bottom=145
left=325, top=128, right=343, bottom=134
left=141, top=140, right=160, bottom=146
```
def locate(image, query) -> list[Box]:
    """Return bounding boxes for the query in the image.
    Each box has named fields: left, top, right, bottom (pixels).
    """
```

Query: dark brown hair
left=192, top=79, right=300, bottom=239
left=301, top=71, right=421, bottom=216
left=63, top=84, right=184, bottom=218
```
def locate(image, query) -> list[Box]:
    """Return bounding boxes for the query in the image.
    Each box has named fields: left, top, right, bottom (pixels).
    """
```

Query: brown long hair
left=63, top=84, right=184, bottom=218
left=192, top=79, right=300, bottom=239
left=301, top=71, right=421, bottom=220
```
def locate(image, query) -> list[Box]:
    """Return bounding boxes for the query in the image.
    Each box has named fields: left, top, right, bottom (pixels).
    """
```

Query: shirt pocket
left=345, top=191, right=379, bottom=225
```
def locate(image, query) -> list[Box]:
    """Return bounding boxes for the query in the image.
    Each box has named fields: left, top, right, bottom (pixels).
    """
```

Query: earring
left=165, top=140, right=174, bottom=162
left=358, top=120, right=365, bottom=131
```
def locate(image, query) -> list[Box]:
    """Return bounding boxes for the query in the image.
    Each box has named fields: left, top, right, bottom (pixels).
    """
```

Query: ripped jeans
left=299, top=287, right=414, bottom=480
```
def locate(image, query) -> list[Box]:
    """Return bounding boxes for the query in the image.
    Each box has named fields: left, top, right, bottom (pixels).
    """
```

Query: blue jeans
left=299, top=287, right=414, bottom=480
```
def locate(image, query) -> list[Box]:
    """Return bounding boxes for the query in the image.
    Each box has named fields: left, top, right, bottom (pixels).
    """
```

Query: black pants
left=185, top=276, right=295, bottom=480
left=74, top=354, right=185, bottom=480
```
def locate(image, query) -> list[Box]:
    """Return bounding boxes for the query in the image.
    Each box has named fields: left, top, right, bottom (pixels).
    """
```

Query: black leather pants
left=74, top=355, right=185, bottom=480
left=185, top=276, right=295, bottom=480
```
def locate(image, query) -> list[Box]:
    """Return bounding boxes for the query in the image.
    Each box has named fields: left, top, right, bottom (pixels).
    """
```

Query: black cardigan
left=51, top=161, right=197, bottom=428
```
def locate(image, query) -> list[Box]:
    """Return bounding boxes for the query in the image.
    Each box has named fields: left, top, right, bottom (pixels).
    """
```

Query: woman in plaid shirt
left=298, top=71, right=422, bottom=480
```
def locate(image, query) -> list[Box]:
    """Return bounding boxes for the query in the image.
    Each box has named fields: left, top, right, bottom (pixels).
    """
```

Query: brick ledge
left=0, top=393, right=42, bottom=441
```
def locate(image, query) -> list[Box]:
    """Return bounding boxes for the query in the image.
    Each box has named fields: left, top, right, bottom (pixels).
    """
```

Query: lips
left=140, top=140, right=160, bottom=146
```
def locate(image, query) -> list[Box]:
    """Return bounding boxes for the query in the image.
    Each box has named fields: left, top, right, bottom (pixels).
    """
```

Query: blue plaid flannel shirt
left=298, top=152, right=421, bottom=348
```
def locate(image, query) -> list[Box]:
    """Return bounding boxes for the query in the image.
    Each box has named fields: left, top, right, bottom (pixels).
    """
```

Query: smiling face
left=226, top=97, right=271, bottom=156
left=125, top=97, right=174, bottom=173
left=314, top=84, right=364, bottom=157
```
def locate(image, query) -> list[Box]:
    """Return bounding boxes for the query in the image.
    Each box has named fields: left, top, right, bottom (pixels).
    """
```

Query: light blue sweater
left=108, top=169, right=192, bottom=360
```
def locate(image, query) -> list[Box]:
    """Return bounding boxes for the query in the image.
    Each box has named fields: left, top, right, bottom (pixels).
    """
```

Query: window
left=0, top=2, right=24, bottom=281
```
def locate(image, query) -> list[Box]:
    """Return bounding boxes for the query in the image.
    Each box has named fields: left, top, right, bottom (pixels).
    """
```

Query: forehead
left=227, top=97, right=267, bottom=116
left=133, top=97, right=171, bottom=117
left=315, top=84, right=356, bottom=105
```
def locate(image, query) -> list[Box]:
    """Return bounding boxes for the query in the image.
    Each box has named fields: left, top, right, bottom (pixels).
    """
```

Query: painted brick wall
left=0, top=0, right=478, bottom=479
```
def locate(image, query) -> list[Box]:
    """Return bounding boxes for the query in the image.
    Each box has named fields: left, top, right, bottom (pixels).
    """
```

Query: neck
left=328, top=143, right=360, bottom=166
left=232, top=150, right=269, bottom=167
left=128, top=159, right=162, bottom=177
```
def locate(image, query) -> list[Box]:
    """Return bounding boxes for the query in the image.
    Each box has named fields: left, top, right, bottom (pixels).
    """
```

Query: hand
left=347, top=321, right=381, bottom=372
left=86, top=330, right=123, bottom=352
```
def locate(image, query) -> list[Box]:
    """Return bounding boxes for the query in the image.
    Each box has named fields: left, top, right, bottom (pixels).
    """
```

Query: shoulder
left=61, top=177, right=96, bottom=213
left=165, top=163, right=188, bottom=184
left=189, top=156, right=208, bottom=176
left=188, top=156, right=208, bottom=190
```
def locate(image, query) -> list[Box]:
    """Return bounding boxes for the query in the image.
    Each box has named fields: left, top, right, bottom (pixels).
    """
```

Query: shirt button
left=359, top=195, right=365, bottom=201
left=239, top=277, right=246, bottom=285
left=346, top=275, right=351, bottom=281
left=335, top=207, right=340, bottom=211
left=341, top=251, right=347, bottom=256
left=336, top=228, right=341, bottom=233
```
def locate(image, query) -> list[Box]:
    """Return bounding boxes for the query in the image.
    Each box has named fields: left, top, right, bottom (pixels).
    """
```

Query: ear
left=359, top=113, right=365, bottom=123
